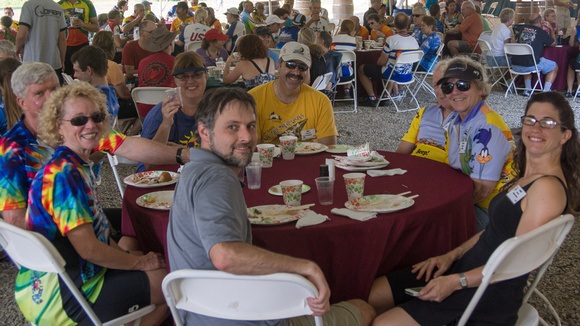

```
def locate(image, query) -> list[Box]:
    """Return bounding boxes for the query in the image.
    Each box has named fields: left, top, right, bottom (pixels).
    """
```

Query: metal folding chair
left=412, top=42, right=445, bottom=99
left=332, top=50, right=358, bottom=113
left=477, top=39, right=511, bottom=90
left=503, top=43, right=543, bottom=98
left=187, top=41, right=202, bottom=52
left=375, top=50, right=424, bottom=112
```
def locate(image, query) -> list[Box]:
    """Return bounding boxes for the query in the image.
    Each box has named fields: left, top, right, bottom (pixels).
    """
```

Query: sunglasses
left=284, top=61, right=309, bottom=72
left=412, top=14, right=422, bottom=17
left=440, top=80, right=471, bottom=94
left=61, top=112, right=106, bottom=126
left=521, top=116, right=565, bottom=129
left=175, top=71, right=205, bottom=81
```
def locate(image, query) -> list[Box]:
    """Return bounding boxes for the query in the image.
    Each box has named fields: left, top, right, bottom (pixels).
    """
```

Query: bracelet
left=176, top=147, right=185, bottom=165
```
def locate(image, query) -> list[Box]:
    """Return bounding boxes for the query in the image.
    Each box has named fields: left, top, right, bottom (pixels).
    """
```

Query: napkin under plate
left=331, top=208, right=377, bottom=221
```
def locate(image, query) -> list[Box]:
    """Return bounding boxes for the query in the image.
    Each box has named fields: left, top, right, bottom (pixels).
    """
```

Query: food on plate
left=143, top=195, right=156, bottom=204
left=158, top=171, right=172, bottom=183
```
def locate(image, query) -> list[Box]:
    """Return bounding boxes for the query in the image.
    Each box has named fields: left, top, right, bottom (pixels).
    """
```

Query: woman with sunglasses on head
left=16, top=82, right=169, bottom=325
left=138, top=52, right=207, bottom=172
left=368, top=90, right=579, bottom=325
left=441, top=0, right=463, bottom=30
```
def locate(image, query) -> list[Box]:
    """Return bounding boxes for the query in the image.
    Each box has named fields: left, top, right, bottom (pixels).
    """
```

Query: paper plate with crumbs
left=325, top=144, right=354, bottom=153
left=247, top=205, right=308, bottom=225
left=124, top=171, right=179, bottom=188
left=136, top=190, right=175, bottom=210
left=345, top=195, right=414, bottom=213
left=295, top=142, right=328, bottom=155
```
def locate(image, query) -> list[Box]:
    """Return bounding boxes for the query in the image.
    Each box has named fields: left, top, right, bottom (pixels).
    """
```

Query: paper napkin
left=331, top=208, right=377, bottom=221
left=367, top=168, right=407, bottom=177
left=295, top=210, right=330, bottom=229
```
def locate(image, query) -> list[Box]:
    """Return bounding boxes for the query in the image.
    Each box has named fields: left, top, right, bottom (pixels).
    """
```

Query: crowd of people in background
left=1, top=0, right=580, bottom=325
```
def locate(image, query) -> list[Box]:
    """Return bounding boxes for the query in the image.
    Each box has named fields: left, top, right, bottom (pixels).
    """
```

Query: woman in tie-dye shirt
left=15, top=83, right=168, bottom=326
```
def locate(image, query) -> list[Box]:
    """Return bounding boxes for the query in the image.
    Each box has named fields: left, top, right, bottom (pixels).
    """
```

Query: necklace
left=206, top=48, right=219, bottom=59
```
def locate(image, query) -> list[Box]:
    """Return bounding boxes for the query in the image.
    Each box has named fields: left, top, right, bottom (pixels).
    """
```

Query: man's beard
left=210, top=137, right=253, bottom=168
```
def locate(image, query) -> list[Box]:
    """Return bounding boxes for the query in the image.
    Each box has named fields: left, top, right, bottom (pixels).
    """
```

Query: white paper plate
left=268, top=184, right=311, bottom=196
left=334, top=156, right=389, bottom=167
left=124, top=171, right=179, bottom=188
left=136, top=190, right=175, bottom=210
left=295, top=142, right=328, bottom=155
left=247, top=205, right=307, bottom=225
left=326, top=144, right=354, bottom=154
left=345, top=195, right=414, bottom=213
left=334, top=160, right=389, bottom=171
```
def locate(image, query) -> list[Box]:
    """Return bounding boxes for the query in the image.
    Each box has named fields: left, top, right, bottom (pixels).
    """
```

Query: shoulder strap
left=249, top=59, right=264, bottom=73
left=265, top=57, right=271, bottom=71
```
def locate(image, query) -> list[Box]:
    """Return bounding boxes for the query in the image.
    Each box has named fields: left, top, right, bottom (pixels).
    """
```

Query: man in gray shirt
left=16, top=0, right=67, bottom=80
left=167, top=88, right=375, bottom=326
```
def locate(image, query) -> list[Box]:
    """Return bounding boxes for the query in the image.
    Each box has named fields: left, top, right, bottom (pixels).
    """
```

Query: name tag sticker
left=459, top=141, right=467, bottom=154
left=507, top=185, right=527, bottom=204
left=301, top=129, right=316, bottom=141
left=75, top=8, right=83, bottom=13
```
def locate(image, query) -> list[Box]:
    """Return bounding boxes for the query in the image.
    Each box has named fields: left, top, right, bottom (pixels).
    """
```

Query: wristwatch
left=459, top=273, right=468, bottom=289
left=176, top=147, right=185, bottom=165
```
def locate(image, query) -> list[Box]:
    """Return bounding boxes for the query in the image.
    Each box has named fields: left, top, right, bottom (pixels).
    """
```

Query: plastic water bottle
left=558, top=29, right=563, bottom=45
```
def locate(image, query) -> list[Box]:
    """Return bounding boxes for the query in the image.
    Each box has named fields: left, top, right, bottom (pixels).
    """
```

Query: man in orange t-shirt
left=447, top=1, right=482, bottom=55
left=367, top=13, right=394, bottom=41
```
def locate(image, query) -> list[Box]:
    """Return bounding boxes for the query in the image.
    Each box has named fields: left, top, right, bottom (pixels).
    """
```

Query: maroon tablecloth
left=540, top=46, right=579, bottom=91
left=122, top=151, right=476, bottom=303
left=355, top=49, right=383, bottom=97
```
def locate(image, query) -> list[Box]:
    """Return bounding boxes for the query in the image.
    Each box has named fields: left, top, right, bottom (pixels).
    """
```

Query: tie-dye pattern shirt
left=15, top=146, right=111, bottom=325
left=0, top=118, right=126, bottom=213
left=0, top=119, right=54, bottom=211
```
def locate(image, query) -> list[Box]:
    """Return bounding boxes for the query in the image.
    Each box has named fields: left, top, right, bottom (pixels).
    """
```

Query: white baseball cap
left=266, top=15, right=285, bottom=25
left=280, top=42, right=311, bottom=67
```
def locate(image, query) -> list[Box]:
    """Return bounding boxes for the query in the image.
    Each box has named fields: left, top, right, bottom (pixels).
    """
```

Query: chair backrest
left=0, top=220, right=104, bottom=325
left=312, top=72, right=333, bottom=90
left=457, top=214, right=574, bottom=326
left=131, top=87, right=172, bottom=119
left=503, top=43, right=538, bottom=68
left=338, top=50, right=355, bottom=64
left=487, top=2, right=498, bottom=14
left=187, top=41, right=202, bottom=52
left=436, top=32, right=444, bottom=42
left=62, top=73, right=74, bottom=85
left=477, top=38, right=492, bottom=53
left=395, top=50, right=424, bottom=65
left=162, top=270, right=323, bottom=326
left=327, top=22, right=336, bottom=35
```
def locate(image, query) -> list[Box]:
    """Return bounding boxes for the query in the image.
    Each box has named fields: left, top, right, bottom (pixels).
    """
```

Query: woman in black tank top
left=368, top=92, right=580, bottom=325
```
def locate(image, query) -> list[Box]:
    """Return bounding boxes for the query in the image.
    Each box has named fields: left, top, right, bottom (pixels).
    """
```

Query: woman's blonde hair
left=298, top=28, right=316, bottom=46
left=39, top=82, right=110, bottom=148
left=195, top=8, right=207, bottom=24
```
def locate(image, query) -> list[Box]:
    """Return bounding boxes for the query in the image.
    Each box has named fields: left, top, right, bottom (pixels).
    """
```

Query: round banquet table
left=536, top=46, right=579, bottom=91
left=121, top=151, right=476, bottom=303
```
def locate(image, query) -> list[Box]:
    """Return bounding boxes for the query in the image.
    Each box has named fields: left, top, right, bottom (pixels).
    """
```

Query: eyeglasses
left=521, top=115, right=565, bottom=129
left=175, top=71, right=206, bottom=81
left=61, top=112, right=106, bottom=126
left=412, top=14, right=422, bottom=17
left=440, top=80, right=471, bottom=94
left=284, top=61, right=309, bottom=72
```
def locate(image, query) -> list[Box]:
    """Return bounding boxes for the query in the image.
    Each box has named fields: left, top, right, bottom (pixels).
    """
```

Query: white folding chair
left=107, top=152, right=139, bottom=197
left=457, top=214, right=574, bottom=326
left=477, top=39, right=511, bottom=90
left=187, top=41, right=202, bottom=52
left=503, top=43, right=543, bottom=98
left=486, top=2, right=498, bottom=15
left=131, top=87, right=172, bottom=121
left=61, top=73, right=75, bottom=85
left=311, top=72, right=333, bottom=91
left=162, top=270, right=323, bottom=326
left=412, top=42, right=444, bottom=99
left=0, top=219, right=155, bottom=326
left=376, top=50, right=424, bottom=112
left=332, top=50, right=358, bottom=113
left=470, top=31, right=492, bottom=62
left=327, top=22, right=336, bottom=36
left=436, top=32, right=444, bottom=41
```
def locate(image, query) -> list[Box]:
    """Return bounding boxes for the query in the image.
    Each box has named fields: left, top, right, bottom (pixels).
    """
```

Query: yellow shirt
left=248, top=81, right=338, bottom=144
left=171, top=16, right=194, bottom=33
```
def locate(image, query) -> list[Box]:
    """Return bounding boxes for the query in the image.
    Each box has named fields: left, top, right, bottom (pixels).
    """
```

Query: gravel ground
left=0, top=89, right=578, bottom=325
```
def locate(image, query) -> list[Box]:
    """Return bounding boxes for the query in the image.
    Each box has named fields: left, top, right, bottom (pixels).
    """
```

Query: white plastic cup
left=246, top=162, right=262, bottom=190
left=315, top=177, right=334, bottom=205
